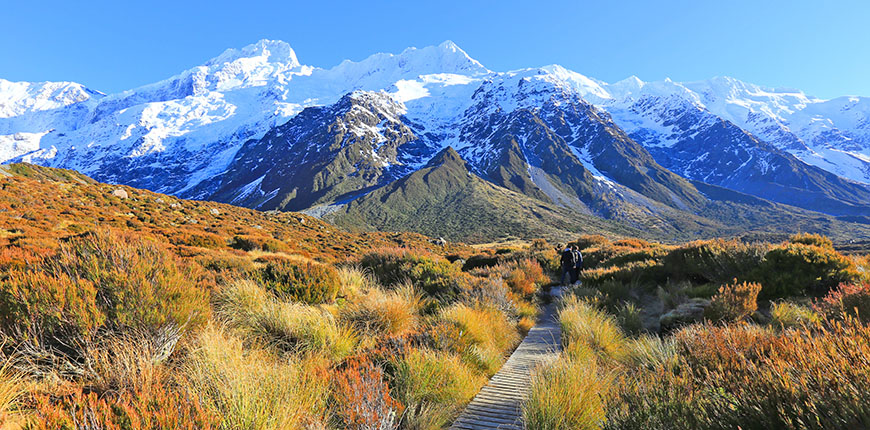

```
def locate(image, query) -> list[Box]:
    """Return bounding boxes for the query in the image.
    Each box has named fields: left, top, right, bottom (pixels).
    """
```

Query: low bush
left=332, top=358, right=401, bottom=430
left=256, top=259, right=341, bottom=304
left=570, top=235, right=610, bottom=251
left=814, top=281, right=870, bottom=323
left=789, top=232, right=833, bottom=249
left=230, top=234, right=289, bottom=253
left=360, top=249, right=464, bottom=301
left=28, top=380, right=218, bottom=430
left=758, top=243, right=860, bottom=298
left=0, top=270, right=104, bottom=342
left=1, top=230, right=209, bottom=345
left=663, top=239, right=766, bottom=285
left=704, top=280, right=761, bottom=322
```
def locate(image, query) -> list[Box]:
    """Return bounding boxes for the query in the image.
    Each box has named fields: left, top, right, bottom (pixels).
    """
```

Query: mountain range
left=2, top=39, right=869, bottom=242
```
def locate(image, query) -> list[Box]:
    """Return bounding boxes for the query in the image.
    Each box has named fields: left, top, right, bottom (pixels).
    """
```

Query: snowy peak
left=206, top=39, right=301, bottom=69
left=328, top=40, right=490, bottom=85
left=0, top=79, right=101, bottom=118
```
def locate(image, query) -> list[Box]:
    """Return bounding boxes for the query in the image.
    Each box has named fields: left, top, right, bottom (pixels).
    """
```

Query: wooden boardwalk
left=449, top=289, right=562, bottom=430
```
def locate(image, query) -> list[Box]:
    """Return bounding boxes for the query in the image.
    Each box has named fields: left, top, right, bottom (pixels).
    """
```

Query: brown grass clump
left=341, top=284, right=424, bottom=338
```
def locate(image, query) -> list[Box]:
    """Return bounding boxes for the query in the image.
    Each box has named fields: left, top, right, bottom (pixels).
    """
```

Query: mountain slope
left=328, top=147, right=643, bottom=242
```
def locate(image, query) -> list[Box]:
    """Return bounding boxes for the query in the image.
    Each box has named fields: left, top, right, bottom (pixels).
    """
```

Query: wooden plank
left=449, top=288, right=563, bottom=430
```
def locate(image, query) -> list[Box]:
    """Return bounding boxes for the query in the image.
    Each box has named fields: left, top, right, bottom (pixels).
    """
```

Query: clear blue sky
left=1, top=0, right=867, bottom=98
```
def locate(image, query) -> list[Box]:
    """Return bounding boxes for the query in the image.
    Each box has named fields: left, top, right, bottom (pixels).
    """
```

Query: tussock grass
left=523, top=352, right=612, bottom=430
left=182, top=325, right=330, bottom=430
left=439, top=303, right=520, bottom=375
left=392, top=348, right=486, bottom=430
left=214, top=279, right=356, bottom=360
left=770, top=301, right=820, bottom=328
left=341, top=282, right=424, bottom=337
left=0, top=357, right=27, bottom=428
left=559, top=296, right=627, bottom=361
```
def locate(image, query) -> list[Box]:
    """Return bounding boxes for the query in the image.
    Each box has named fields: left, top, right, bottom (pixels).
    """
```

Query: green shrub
left=758, top=243, right=860, bottom=298
left=256, top=259, right=340, bottom=304
left=663, top=239, right=766, bottom=285
left=704, top=280, right=761, bottom=322
left=230, top=235, right=289, bottom=253
left=360, top=249, right=464, bottom=301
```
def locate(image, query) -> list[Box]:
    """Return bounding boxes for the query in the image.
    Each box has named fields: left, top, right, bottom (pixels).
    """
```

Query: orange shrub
left=331, top=359, right=402, bottom=430
left=0, top=270, right=104, bottom=341
left=45, top=229, right=210, bottom=329
left=505, top=259, right=545, bottom=297
left=28, top=382, right=218, bottom=430
left=256, top=259, right=341, bottom=304
left=704, top=280, right=761, bottom=322
left=814, top=282, right=870, bottom=323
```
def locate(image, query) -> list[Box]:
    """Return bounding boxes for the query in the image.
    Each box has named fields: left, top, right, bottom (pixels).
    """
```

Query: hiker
left=571, top=245, right=583, bottom=284
left=560, top=245, right=576, bottom=286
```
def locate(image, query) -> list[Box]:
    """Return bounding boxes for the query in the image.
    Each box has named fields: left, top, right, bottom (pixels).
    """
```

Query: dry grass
left=439, top=303, right=520, bottom=375
left=0, top=356, right=28, bottom=429
left=182, top=325, right=330, bottom=430
left=523, top=351, right=613, bottom=430
left=341, top=283, right=424, bottom=338
left=214, top=279, right=357, bottom=361
left=391, top=348, right=486, bottom=430
left=559, top=295, right=627, bottom=361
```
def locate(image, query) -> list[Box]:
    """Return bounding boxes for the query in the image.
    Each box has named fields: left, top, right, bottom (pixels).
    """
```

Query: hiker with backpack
left=560, top=245, right=576, bottom=286
left=571, top=245, right=583, bottom=284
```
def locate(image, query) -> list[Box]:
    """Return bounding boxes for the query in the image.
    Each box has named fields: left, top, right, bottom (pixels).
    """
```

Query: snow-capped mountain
left=2, top=39, right=870, bottom=231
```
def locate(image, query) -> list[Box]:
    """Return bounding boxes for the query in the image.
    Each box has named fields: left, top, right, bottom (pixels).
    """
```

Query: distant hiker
left=571, top=245, right=583, bottom=284
left=560, top=246, right=576, bottom=286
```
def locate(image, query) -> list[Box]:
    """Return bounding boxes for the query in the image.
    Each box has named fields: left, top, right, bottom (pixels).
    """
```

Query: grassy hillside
left=0, top=163, right=554, bottom=429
